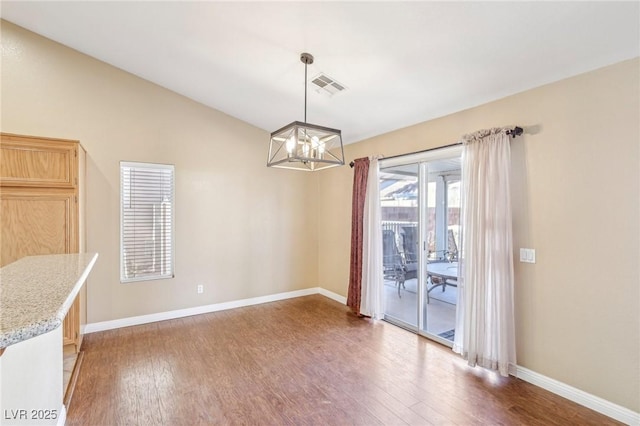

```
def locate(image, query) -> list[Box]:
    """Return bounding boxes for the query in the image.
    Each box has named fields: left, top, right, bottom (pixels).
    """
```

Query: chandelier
left=267, top=53, right=345, bottom=171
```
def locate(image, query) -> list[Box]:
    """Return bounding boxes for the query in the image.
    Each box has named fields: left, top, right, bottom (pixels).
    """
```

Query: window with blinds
left=120, top=161, right=175, bottom=283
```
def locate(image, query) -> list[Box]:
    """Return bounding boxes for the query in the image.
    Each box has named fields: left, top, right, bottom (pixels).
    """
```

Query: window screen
left=120, top=161, right=175, bottom=282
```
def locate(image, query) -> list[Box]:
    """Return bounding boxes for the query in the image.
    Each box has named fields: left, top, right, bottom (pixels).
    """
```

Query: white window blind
left=120, top=161, right=175, bottom=283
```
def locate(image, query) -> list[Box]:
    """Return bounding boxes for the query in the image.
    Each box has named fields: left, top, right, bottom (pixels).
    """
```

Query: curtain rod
left=349, top=126, right=523, bottom=167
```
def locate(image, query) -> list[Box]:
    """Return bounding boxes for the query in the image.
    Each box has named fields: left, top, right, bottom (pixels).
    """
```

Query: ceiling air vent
left=310, top=73, right=347, bottom=96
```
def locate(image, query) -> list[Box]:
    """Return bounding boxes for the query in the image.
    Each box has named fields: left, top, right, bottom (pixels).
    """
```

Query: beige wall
left=318, top=58, right=640, bottom=411
left=1, top=21, right=319, bottom=323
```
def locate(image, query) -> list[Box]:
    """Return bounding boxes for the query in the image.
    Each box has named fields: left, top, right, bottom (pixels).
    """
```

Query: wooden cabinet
left=1, top=133, right=86, bottom=353
left=0, top=189, right=77, bottom=265
left=0, top=135, right=78, bottom=188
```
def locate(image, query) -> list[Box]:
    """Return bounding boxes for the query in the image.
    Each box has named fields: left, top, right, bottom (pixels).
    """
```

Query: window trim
left=120, top=161, right=175, bottom=283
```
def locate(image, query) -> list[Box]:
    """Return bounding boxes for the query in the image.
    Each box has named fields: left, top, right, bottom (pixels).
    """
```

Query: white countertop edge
left=0, top=319, right=62, bottom=349
left=55, top=252, right=99, bottom=321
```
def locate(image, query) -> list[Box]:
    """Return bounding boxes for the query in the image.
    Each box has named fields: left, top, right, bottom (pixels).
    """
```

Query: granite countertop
left=0, top=253, right=98, bottom=349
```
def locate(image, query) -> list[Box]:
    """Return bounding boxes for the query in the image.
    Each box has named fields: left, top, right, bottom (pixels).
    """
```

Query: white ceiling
left=1, top=2, right=638, bottom=144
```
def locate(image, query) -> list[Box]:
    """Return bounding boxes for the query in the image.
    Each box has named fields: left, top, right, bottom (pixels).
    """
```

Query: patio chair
left=426, top=230, right=459, bottom=302
left=400, top=226, right=418, bottom=284
left=445, top=229, right=459, bottom=262
left=401, top=226, right=419, bottom=264
left=383, top=229, right=408, bottom=297
left=425, top=229, right=459, bottom=302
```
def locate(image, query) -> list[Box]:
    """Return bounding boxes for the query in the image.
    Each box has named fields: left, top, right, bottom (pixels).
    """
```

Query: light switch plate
left=520, top=248, right=536, bottom=263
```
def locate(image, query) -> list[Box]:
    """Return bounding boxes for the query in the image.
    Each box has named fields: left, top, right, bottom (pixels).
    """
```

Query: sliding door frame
left=379, top=144, right=463, bottom=345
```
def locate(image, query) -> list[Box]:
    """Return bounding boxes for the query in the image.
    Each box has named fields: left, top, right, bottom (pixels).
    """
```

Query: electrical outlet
left=197, top=285, right=204, bottom=294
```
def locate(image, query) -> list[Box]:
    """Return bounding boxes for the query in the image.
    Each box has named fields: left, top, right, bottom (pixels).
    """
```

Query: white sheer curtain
left=360, top=157, right=384, bottom=319
left=453, top=128, right=516, bottom=377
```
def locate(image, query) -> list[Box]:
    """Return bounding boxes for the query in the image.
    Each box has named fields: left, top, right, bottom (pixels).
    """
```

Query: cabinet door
left=63, top=296, right=80, bottom=348
left=0, top=188, right=78, bottom=267
left=1, top=133, right=79, bottom=188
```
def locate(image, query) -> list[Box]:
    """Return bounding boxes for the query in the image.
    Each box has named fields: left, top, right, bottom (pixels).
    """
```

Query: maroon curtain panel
left=347, top=157, right=370, bottom=314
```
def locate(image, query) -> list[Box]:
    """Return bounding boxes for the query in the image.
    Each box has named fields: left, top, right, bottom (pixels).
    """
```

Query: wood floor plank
left=67, top=295, right=622, bottom=425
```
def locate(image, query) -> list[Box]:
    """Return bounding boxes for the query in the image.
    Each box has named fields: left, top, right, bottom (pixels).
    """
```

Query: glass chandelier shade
left=267, top=53, right=345, bottom=171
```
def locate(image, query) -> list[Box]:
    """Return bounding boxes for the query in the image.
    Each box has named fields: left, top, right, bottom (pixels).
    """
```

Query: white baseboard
left=85, top=287, right=322, bottom=334
left=84, top=288, right=636, bottom=425
left=515, top=366, right=639, bottom=425
left=318, top=288, right=347, bottom=304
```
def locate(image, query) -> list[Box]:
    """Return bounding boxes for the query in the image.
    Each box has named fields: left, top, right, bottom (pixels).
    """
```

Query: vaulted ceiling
left=2, top=2, right=638, bottom=144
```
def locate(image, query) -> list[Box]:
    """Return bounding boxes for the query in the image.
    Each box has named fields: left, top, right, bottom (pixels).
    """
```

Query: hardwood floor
left=68, top=295, right=620, bottom=425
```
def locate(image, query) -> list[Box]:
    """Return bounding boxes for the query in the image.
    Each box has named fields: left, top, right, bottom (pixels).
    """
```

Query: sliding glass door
left=380, top=163, right=419, bottom=327
left=421, top=158, right=460, bottom=342
left=380, top=147, right=461, bottom=345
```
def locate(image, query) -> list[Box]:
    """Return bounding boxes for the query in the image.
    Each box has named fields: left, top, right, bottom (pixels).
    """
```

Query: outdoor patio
left=384, top=277, right=457, bottom=340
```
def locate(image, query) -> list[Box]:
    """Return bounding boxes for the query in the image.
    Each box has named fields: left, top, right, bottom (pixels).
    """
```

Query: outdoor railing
left=381, top=220, right=417, bottom=236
